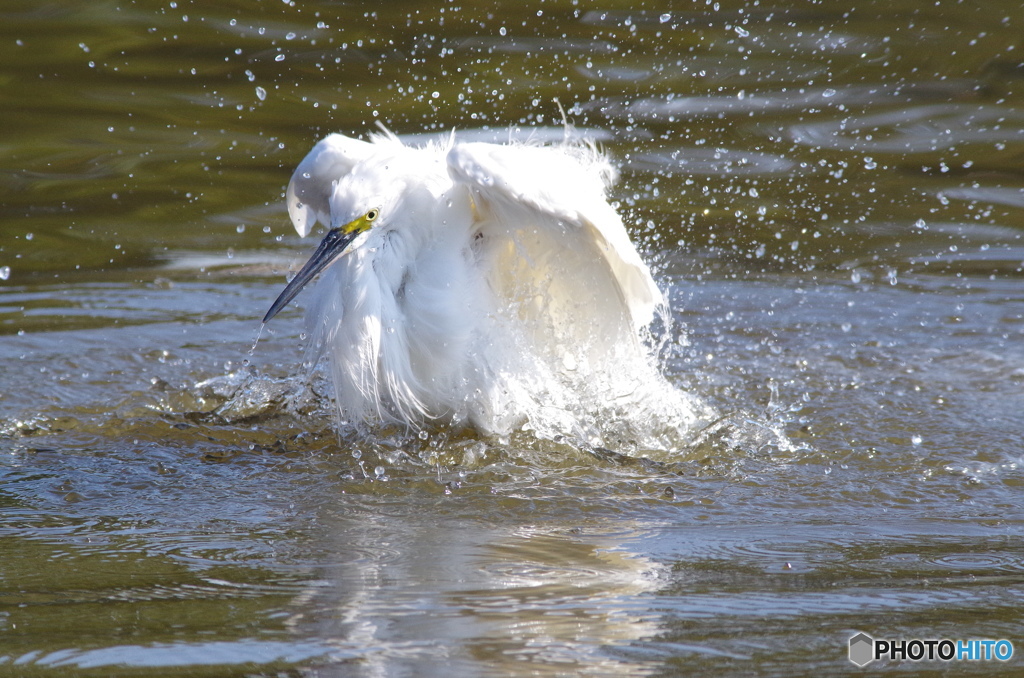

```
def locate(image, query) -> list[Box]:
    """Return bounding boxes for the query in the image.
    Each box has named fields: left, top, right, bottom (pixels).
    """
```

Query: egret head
left=262, top=206, right=380, bottom=323
left=264, top=135, right=449, bottom=325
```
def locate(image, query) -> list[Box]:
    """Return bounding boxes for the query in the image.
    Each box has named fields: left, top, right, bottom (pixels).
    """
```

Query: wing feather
left=446, top=141, right=663, bottom=333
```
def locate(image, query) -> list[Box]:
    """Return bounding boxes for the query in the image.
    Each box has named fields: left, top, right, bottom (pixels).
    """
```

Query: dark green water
left=2, top=0, right=1023, bottom=675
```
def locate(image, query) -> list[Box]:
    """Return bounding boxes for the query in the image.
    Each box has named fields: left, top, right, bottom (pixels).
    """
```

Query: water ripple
left=26, top=639, right=334, bottom=670
left=590, top=81, right=981, bottom=121
left=942, top=186, right=1024, bottom=209
left=657, top=586, right=1014, bottom=620
left=454, top=36, right=618, bottom=55
left=789, top=104, right=1024, bottom=153
left=576, top=56, right=829, bottom=87
left=626, top=148, right=796, bottom=176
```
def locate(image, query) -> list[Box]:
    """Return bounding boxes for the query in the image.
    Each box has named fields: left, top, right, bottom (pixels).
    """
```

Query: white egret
left=263, top=128, right=708, bottom=446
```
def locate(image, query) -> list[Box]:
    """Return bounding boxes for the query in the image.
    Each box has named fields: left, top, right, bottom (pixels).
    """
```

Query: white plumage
left=266, top=129, right=707, bottom=445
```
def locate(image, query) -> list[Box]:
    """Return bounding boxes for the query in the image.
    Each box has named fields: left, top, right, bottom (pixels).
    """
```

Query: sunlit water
left=2, top=1, right=1024, bottom=676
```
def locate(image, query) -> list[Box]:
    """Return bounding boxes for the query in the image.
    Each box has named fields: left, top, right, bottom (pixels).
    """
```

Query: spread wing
left=446, top=141, right=664, bottom=335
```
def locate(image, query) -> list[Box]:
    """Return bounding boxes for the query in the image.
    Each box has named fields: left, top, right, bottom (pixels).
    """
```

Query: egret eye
left=365, top=208, right=379, bottom=222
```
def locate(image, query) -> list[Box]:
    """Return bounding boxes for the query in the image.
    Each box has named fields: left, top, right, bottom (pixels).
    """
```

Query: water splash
left=249, top=323, right=266, bottom=356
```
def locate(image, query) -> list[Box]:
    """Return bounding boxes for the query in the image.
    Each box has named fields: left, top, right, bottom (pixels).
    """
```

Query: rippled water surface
left=2, top=1, right=1024, bottom=675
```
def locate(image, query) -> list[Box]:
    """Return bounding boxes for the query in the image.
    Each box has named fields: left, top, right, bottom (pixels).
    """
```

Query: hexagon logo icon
left=849, top=632, right=875, bottom=667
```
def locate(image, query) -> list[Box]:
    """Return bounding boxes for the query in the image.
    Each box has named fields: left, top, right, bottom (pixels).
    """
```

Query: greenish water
left=2, top=0, right=1024, bottom=675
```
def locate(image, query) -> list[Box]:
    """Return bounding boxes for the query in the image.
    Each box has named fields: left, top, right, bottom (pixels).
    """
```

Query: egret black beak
left=262, top=208, right=380, bottom=323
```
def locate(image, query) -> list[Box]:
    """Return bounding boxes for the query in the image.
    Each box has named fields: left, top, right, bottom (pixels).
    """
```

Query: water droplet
left=274, top=53, right=285, bottom=62
left=0, top=266, right=9, bottom=281
left=255, top=86, right=267, bottom=101
left=911, top=435, right=923, bottom=446
left=659, top=13, right=671, bottom=23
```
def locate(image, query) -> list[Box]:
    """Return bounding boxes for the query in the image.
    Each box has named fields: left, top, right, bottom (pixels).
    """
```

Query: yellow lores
left=262, top=207, right=381, bottom=323
left=345, top=208, right=379, bottom=235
